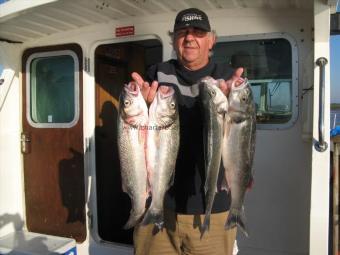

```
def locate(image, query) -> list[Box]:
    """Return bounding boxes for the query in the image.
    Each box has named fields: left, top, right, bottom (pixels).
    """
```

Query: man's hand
left=131, top=72, right=158, bottom=104
left=219, top=67, right=244, bottom=96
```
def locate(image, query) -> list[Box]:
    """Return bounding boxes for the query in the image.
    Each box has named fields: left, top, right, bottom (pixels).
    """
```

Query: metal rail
left=314, top=57, right=328, bottom=152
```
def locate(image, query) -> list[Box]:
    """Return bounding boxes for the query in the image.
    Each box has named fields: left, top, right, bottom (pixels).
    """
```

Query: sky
left=330, top=35, right=340, bottom=103
left=330, top=3, right=340, bottom=103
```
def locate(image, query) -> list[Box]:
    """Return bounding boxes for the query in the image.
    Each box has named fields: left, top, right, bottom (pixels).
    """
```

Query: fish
left=142, top=85, right=180, bottom=229
left=117, top=82, right=149, bottom=229
left=222, top=78, right=256, bottom=237
left=199, top=76, right=228, bottom=235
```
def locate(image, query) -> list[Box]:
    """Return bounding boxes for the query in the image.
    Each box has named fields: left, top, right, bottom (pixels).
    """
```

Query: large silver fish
left=199, top=76, right=228, bottom=235
left=142, top=86, right=180, bottom=229
left=222, top=78, right=256, bottom=237
left=117, top=82, right=149, bottom=229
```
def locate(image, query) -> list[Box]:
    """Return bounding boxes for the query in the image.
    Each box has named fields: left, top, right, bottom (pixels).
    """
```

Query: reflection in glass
left=213, top=38, right=293, bottom=124
left=30, top=55, right=75, bottom=123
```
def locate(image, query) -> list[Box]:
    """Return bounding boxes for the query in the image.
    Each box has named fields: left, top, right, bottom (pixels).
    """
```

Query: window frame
left=216, top=32, right=299, bottom=130
left=25, top=50, right=80, bottom=128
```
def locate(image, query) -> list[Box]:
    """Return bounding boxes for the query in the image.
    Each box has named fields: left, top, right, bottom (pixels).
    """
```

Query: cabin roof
left=0, top=0, right=327, bottom=43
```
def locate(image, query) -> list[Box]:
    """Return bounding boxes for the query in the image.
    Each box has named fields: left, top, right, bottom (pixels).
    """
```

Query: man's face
left=174, top=27, right=215, bottom=70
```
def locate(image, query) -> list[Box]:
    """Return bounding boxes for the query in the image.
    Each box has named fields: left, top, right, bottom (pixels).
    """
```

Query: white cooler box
left=0, top=231, right=76, bottom=255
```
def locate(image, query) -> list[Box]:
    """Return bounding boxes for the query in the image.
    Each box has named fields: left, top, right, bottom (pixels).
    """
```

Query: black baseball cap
left=173, top=8, right=211, bottom=32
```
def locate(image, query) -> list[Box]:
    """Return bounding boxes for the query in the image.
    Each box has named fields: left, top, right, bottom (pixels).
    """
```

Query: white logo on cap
left=182, top=13, right=203, bottom=22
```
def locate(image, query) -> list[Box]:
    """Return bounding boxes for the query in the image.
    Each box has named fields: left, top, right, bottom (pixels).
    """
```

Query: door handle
left=314, top=57, right=328, bottom=152
left=21, top=132, right=31, bottom=154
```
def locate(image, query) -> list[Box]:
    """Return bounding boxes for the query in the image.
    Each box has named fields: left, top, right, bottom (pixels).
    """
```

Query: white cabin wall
left=3, top=6, right=316, bottom=255
left=0, top=42, right=25, bottom=237
left=310, top=1, right=331, bottom=254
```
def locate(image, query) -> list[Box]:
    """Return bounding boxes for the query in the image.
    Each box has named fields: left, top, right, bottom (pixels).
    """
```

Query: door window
left=213, top=35, right=298, bottom=128
left=26, top=51, right=79, bottom=128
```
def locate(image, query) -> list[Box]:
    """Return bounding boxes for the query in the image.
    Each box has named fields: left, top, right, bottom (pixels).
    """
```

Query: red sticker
left=116, top=26, right=135, bottom=37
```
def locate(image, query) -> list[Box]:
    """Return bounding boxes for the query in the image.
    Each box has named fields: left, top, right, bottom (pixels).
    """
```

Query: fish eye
left=210, top=89, right=216, bottom=97
left=124, top=99, right=131, bottom=106
left=170, top=102, right=176, bottom=108
left=241, top=96, right=247, bottom=102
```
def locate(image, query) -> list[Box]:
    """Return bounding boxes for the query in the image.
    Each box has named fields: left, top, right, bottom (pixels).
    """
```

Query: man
left=132, top=8, right=243, bottom=255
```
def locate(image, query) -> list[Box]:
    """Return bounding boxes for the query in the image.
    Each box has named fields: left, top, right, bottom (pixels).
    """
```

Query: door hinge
left=21, top=132, right=31, bottom=154
left=85, top=137, right=91, bottom=152
left=87, top=210, right=93, bottom=229
left=84, top=57, right=90, bottom=73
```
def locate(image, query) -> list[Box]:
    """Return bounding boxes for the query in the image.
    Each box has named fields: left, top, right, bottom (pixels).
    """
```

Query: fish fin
left=169, top=171, right=176, bottom=187
left=146, top=169, right=152, bottom=196
left=247, top=175, right=254, bottom=190
left=204, top=181, right=216, bottom=195
left=219, top=176, right=230, bottom=192
left=121, top=182, right=128, bottom=193
left=225, top=207, right=249, bottom=237
left=141, top=208, right=164, bottom=230
left=138, top=129, right=147, bottom=145
left=223, top=116, right=232, bottom=138
left=123, top=210, right=143, bottom=229
left=204, top=182, right=208, bottom=195
left=223, top=169, right=232, bottom=194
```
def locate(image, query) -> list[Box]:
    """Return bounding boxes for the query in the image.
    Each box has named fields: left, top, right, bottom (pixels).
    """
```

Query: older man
left=132, top=8, right=243, bottom=255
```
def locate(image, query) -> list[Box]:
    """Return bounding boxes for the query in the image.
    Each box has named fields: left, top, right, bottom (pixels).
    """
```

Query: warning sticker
left=116, top=26, right=135, bottom=37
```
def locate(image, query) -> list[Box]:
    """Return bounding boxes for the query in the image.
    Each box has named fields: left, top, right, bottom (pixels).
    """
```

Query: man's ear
left=208, top=33, right=216, bottom=50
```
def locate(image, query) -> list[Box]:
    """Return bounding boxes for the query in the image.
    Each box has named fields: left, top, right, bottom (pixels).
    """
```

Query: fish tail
left=123, top=211, right=143, bottom=229
left=200, top=215, right=211, bottom=238
left=141, top=208, right=164, bottom=230
left=225, top=208, right=249, bottom=237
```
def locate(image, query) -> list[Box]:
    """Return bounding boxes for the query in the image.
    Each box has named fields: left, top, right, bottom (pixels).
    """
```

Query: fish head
left=199, top=76, right=228, bottom=114
left=150, top=86, right=178, bottom=128
left=119, top=82, right=148, bottom=126
left=228, top=78, right=255, bottom=116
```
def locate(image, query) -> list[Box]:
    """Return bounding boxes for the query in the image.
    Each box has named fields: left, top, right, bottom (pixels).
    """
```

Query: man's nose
left=184, top=31, right=194, bottom=40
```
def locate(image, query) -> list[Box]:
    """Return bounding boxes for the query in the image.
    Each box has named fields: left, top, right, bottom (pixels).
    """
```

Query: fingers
left=141, top=81, right=150, bottom=101
left=221, top=67, right=245, bottom=96
left=131, top=72, right=158, bottom=103
left=232, top=67, right=244, bottom=87
left=146, top=81, right=158, bottom=104
left=218, top=79, right=230, bottom=96
left=131, top=72, right=144, bottom=88
left=232, top=67, right=244, bottom=80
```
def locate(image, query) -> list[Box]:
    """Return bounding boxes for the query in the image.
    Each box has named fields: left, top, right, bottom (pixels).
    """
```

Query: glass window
left=27, top=51, right=79, bottom=128
left=330, top=35, right=340, bottom=129
left=212, top=37, right=296, bottom=126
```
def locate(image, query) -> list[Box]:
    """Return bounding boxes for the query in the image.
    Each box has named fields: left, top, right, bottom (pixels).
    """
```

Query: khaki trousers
left=133, top=210, right=237, bottom=255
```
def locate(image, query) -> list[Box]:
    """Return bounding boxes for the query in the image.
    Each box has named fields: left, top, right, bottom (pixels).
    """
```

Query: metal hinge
left=84, top=57, right=90, bottom=73
left=85, top=137, right=91, bottom=152
left=87, top=210, right=93, bottom=229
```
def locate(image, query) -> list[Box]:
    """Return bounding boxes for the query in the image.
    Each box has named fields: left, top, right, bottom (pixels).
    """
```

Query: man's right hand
left=131, top=72, right=158, bottom=104
left=219, top=67, right=244, bottom=96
